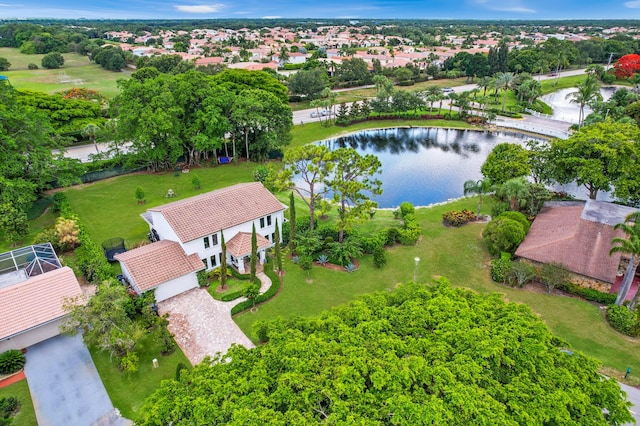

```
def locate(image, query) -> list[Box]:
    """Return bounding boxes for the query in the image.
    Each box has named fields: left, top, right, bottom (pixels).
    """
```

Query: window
left=203, top=236, right=210, bottom=249
left=210, top=255, right=217, bottom=267
left=212, top=234, right=218, bottom=246
left=260, top=217, right=265, bottom=228
left=267, top=215, right=272, bottom=226
left=202, top=258, right=208, bottom=268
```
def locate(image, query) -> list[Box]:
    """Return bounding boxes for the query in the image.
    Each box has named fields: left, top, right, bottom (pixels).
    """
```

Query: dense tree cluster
left=138, top=280, right=632, bottom=425
left=113, top=68, right=292, bottom=171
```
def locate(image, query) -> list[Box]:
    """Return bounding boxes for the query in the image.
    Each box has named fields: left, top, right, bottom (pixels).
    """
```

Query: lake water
left=540, top=87, right=617, bottom=123
left=321, top=127, right=544, bottom=209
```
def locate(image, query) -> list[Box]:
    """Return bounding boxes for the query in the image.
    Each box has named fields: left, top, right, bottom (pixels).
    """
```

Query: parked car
left=311, top=109, right=331, bottom=117
left=441, top=87, right=454, bottom=93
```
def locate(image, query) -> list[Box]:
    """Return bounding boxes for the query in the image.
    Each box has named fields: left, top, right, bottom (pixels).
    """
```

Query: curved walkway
left=158, top=271, right=272, bottom=366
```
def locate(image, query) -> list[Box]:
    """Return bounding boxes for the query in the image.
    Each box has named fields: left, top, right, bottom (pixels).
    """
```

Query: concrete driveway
left=24, top=334, right=128, bottom=426
left=158, top=287, right=255, bottom=365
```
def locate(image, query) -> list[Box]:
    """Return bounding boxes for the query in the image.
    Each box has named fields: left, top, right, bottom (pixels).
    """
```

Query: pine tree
left=274, top=219, right=282, bottom=274
left=220, top=233, right=227, bottom=290
left=289, top=192, right=296, bottom=253
left=250, top=224, right=257, bottom=283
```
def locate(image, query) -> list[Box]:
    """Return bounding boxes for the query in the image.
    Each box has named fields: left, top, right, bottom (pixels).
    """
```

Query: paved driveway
left=158, top=287, right=255, bottom=365
left=24, top=334, right=127, bottom=426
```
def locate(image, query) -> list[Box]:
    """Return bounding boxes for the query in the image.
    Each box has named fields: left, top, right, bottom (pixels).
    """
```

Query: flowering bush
left=613, top=54, right=640, bottom=79
left=442, top=209, right=477, bottom=227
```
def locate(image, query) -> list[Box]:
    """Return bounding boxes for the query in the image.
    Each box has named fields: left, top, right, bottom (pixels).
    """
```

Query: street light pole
left=414, top=257, right=420, bottom=283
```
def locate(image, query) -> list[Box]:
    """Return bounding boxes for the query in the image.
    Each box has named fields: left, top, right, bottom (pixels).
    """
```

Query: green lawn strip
left=0, top=378, right=37, bottom=426
left=208, top=278, right=248, bottom=300
left=236, top=197, right=640, bottom=376
left=89, top=330, right=190, bottom=420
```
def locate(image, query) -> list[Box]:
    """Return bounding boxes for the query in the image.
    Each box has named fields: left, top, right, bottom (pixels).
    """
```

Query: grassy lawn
left=0, top=47, right=128, bottom=98
left=89, top=330, right=190, bottom=420
left=208, top=278, right=248, bottom=300
left=0, top=379, right=37, bottom=426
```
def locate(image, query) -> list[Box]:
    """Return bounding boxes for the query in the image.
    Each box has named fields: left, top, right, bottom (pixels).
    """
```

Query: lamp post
left=414, top=257, right=420, bottom=283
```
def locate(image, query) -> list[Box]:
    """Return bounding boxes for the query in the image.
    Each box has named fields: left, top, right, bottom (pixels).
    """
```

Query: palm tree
left=494, top=72, right=515, bottom=112
left=610, top=212, right=640, bottom=307
left=463, top=178, right=493, bottom=216
left=81, top=123, right=101, bottom=154
left=497, top=177, right=529, bottom=211
left=566, top=75, right=602, bottom=128
left=477, top=76, right=493, bottom=97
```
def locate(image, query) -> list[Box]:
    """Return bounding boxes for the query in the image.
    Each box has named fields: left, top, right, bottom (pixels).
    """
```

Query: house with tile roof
left=116, top=182, right=286, bottom=302
left=0, top=244, right=84, bottom=352
left=515, top=200, right=639, bottom=292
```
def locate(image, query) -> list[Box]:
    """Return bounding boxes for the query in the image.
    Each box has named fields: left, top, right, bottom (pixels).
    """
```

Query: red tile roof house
left=0, top=244, right=84, bottom=352
left=515, top=200, right=639, bottom=292
left=115, top=183, right=286, bottom=302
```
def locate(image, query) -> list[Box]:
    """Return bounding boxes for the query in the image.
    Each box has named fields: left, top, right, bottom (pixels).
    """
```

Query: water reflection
left=540, top=87, right=616, bottom=123
left=321, top=127, right=543, bottom=208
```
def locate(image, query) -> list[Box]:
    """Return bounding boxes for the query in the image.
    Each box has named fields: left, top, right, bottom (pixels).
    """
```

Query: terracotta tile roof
left=0, top=267, right=83, bottom=340
left=226, top=232, right=272, bottom=257
left=515, top=204, right=624, bottom=283
left=148, top=182, right=286, bottom=243
left=115, top=240, right=204, bottom=292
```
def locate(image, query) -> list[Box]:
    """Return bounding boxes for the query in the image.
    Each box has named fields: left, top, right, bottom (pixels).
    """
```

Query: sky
left=3, top=0, right=640, bottom=20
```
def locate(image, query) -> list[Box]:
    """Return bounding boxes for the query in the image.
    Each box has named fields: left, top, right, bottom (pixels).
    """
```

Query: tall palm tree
left=463, top=178, right=493, bottom=216
left=446, top=92, right=458, bottom=117
left=494, top=72, right=515, bottom=113
left=566, top=75, right=602, bottom=128
left=610, top=212, right=640, bottom=307
left=477, top=76, right=493, bottom=97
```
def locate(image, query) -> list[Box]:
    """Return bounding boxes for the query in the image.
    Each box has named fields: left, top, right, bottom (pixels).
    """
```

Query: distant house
left=116, top=182, right=286, bottom=302
left=515, top=200, right=638, bottom=291
left=0, top=244, right=84, bottom=352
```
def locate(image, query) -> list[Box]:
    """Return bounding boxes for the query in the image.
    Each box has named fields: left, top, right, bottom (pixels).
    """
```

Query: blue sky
left=3, top=0, right=640, bottom=20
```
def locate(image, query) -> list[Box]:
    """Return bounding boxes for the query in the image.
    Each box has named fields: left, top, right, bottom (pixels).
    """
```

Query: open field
left=0, top=48, right=128, bottom=98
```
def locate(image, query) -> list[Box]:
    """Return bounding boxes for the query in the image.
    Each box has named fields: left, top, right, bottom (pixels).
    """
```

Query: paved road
left=620, top=382, right=640, bottom=425
left=24, top=334, right=129, bottom=426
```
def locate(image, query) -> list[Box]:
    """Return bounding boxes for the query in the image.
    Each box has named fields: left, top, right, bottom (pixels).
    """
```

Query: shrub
left=191, top=175, right=201, bottom=190
left=252, top=165, right=270, bottom=183
left=562, top=284, right=617, bottom=305
left=0, top=350, right=26, bottom=374
left=606, top=305, right=639, bottom=336
left=491, top=201, right=510, bottom=218
left=52, top=192, right=71, bottom=214
left=509, top=261, right=536, bottom=287
left=55, top=216, right=81, bottom=251
left=538, top=262, right=570, bottom=293
left=496, top=211, right=530, bottom=233
left=197, top=270, right=208, bottom=287
left=231, top=258, right=280, bottom=315
left=175, top=362, right=188, bottom=381
left=0, top=396, right=20, bottom=420
left=41, top=52, right=64, bottom=69
left=317, top=254, right=329, bottom=265
left=399, top=201, right=415, bottom=218
left=482, top=217, right=526, bottom=257
left=344, top=263, right=357, bottom=273
left=253, top=320, right=270, bottom=342
left=442, top=209, right=477, bottom=227
left=135, top=187, right=145, bottom=204
left=490, top=253, right=513, bottom=283
left=385, top=227, right=400, bottom=245
left=373, top=246, right=387, bottom=268
left=28, top=63, right=39, bottom=70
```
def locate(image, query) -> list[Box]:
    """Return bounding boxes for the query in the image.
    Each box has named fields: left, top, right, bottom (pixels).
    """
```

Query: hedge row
left=231, top=258, right=280, bottom=315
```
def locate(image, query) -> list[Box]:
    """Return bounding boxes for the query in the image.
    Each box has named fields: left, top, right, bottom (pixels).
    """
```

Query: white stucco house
left=0, top=244, right=84, bottom=352
left=115, top=182, right=287, bottom=302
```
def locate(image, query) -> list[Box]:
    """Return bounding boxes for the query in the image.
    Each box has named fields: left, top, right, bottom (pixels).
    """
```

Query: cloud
left=625, top=0, right=640, bottom=7
left=471, top=0, right=535, bottom=13
left=261, top=15, right=281, bottom=18
left=174, top=3, right=224, bottom=13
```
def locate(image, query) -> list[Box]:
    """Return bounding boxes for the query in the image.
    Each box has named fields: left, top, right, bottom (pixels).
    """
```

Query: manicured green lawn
left=0, top=378, right=37, bottom=426
left=0, top=47, right=128, bottom=98
left=208, top=278, right=248, bottom=300
left=89, top=330, right=190, bottom=420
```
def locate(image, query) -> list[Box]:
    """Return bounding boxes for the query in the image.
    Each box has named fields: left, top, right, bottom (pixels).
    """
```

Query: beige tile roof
left=0, top=267, right=84, bottom=340
left=115, top=240, right=204, bottom=292
left=148, top=182, right=286, bottom=243
left=515, top=204, right=624, bottom=283
left=226, top=232, right=272, bottom=258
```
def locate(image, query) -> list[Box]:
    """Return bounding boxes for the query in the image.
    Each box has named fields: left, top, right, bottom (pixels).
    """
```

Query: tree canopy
left=481, top=142, right=531, bottom=185
left=137, top=280, right=632, bottom=425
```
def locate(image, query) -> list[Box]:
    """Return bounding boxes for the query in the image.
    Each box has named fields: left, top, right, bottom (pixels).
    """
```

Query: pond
left=540, top=87, right=617, bottom=123
left=320, top=127, right=544, bottom=209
